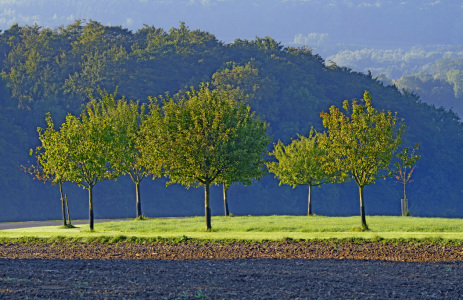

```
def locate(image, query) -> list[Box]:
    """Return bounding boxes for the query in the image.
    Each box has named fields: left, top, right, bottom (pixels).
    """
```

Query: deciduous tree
left=318, top=91, right=404, bottom=229
left=267, top=128, right=333, bottom=216
left=32, top=114, right=73, bottom=226
left=148, top=85, right=269, bottom=230
left=45, top=99, right=124, bottom=230
left=97, top=92, right=159, bottom=219
left=210, top=62, right=265, bottom=216
left=394, top=145, right=420, bottom=216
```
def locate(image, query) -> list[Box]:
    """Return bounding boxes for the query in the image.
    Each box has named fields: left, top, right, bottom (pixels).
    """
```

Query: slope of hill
left=0, top=21, right=462, bottom=221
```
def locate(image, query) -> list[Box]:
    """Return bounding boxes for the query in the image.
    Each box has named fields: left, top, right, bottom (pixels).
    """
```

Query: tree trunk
left=88, top=186, right=94, bottom=231
left=223, top=184, right=229, bottom=216
left=136, top=181, right=142, bottom=218
left=65, top=194, right=72, bottom=225
left=205, top=182, right=212, bottom=231
left=307, top=184, right=312, bottom=216
left=59, top=181, right=67, bottom=227
left=401, top=198, right=404, bottom=216
left=403, top=181, right=408, bottom=216
left=359, top=185, right=368, bottom=229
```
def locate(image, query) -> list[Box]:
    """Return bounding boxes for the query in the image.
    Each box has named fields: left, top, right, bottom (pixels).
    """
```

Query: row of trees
left=267, top=91, right=419, bottom=229
left=33, top=84, right=417, bottom=230
left=33, top=84, right=269, bottom=231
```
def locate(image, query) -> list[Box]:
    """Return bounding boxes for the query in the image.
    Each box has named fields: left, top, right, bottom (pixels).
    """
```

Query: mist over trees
left=0, top=21, right=462, bottom=222
left=318, top=47, right=463, bottom=117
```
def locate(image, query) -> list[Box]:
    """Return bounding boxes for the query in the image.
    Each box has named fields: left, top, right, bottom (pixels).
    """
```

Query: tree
left=44, top=99, right=123, bottom=230
left=119, top=100, right=152, bottom=219
left=216, top=107, right=269, bottom=217
left=97, top=92, right=160, bottom=219
left=31, top=114, right=73, bottom=227
left=267, top=128, right=333, bottom=216
left=147, top=84, right=269, bottom=230
left=394, top=145, right=420, bottom=216
left=221, top=183, right=230, bottom=216
left=211, top=63, right=265, bottom=216
left=318, top=91, right=404, bottom=229
left=22, top=158, right=73, bottom=227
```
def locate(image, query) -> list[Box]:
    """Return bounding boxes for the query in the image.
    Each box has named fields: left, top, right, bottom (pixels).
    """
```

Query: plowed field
left=1, top=241, right=463, bottom=299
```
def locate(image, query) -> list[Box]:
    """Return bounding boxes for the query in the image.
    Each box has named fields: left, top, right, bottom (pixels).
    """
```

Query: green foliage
left=35, top=94, right=131, bottom=229
left=267, top=128, right=332, bottom=188
left=34, top=113, right=70, bottom=184
left=1, top=24, right=64, bottom=108
left=58, top=101, right=122, bottom=187
left=210, top=62, right=263, bottom=215
left=138, top=100, right=165, bottom=177
left=319, top=91, right=404, bottom=187
left=211, top=61, right=260, bottom=102
left=267, top=128, right=334, bottom=215
left=319, top=91, right=406, bottom=227
left=394, top=146, right=420, bottom=183
left=97, top=92, right=151, bottom=179
left=86, top=91, right=155, bottom=218
left=156, top=84, right=269, bottom=188
left=145, top=84, right=269, bottom=230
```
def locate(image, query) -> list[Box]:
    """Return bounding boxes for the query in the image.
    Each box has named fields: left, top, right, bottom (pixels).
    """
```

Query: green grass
left=2, top=215, right=463, bottom=243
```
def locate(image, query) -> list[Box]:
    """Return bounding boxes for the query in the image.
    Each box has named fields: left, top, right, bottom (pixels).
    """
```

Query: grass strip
left=2, top=215, right=463, bottom=245
left=1, top=235, right=463, bottom=246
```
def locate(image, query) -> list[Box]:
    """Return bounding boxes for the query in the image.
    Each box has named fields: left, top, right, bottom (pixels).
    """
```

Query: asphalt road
left=0, top=219, right=122, bottom=230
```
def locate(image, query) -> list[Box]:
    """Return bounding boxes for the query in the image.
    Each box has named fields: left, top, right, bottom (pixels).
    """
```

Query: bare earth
left=1, top=241, right=463, bottom=299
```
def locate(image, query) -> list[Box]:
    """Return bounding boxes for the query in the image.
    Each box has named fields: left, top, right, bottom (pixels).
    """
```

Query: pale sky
left=0, top=0, right=461, bottom=49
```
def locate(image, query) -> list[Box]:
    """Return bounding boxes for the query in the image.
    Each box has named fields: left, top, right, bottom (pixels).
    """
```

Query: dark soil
left=1, top=241, right=463, bottom=299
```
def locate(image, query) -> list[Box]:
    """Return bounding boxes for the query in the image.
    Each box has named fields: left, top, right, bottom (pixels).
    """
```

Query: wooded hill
left=1, top=21, right=462, bottom=221
left=327, top=47, right=463, bottom=117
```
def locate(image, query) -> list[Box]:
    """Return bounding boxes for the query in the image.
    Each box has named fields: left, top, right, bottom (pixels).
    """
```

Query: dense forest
left=1, top=21, right=462, bottom=222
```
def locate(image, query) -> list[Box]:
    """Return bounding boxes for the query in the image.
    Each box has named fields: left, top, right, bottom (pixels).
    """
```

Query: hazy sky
left=0, top=0, right=462, bottom=49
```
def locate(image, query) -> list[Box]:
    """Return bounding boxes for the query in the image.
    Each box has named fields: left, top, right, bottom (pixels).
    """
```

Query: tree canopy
left=267, top=129, right=333, bottom=215
left=39, top=96, right=126, bottom=230
left=147, top=84, right=269, bottom=230
left=318, top=91, right=404, bottom=229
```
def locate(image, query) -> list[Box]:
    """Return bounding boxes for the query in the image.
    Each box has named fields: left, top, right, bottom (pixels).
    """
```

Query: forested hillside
left=326, top=47, right=463, bottom=117
left=393, top=58, right=463, bottom=117
left=1, top=21, right=462, bottom=222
